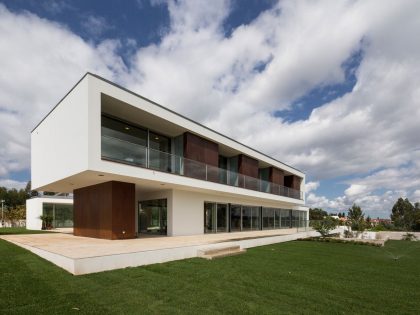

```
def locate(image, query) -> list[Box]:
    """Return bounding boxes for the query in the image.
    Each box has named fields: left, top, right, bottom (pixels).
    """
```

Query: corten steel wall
left=269, top=167, right=284, bottom=186
left=269, top=167, right=285, bottom=194
left=284, top=175, right=302, bottom=191
left=238, top=154, right=259, bottom=190
left=183, top=132, right=219, bottom=182
left=74, top=181, right=135, bottom=240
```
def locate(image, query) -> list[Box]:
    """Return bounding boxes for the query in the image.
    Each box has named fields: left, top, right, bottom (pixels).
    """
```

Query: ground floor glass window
left=205, top=203, right=307, bottom=233
left=42, top=203, right=73, bottom=228
left=139, top=199, right=167, bottom=235
left=204, top=202, right=228, bottom=233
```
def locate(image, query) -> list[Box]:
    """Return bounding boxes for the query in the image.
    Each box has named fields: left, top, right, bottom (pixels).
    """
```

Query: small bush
left=296, top=237, right=383, bottom=247
left=312, top=217, right=338, bottom=237
left=402, top=233, right=417, bottom=241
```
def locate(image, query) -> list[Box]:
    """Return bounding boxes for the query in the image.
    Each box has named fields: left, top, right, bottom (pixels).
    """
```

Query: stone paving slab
left=0, top=228, right=316, bottom=275
left=0, top=228, right=301, bottom=259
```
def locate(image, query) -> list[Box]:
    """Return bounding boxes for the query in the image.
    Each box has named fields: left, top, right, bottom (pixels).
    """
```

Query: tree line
left=0, top=181, right=39, bottom=222
left=309, top=197, right=420, bottom=232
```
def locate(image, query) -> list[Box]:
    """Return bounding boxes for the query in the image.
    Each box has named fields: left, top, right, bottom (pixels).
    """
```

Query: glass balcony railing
left=101, top=135, right=303, bottom=200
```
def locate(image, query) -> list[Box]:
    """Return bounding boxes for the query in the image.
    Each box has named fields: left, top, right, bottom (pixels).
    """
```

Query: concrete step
left=197, top=245, right=246, bottom=260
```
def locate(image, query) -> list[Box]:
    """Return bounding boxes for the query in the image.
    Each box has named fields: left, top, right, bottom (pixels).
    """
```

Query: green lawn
left=0, top=227, right=52, bottom=235
left=0, top=240, right=419, bottom=314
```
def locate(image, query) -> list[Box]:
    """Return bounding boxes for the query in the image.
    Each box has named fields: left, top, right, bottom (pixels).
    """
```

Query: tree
left=366, top=216, right=372, bottom=228
left=5, top=205, right=26, bottom=227
left=347, top=204, right=366, bottom=233
left=391, top=198, right=415, bottom=230
left=312, top=216, right=338, bottom=237
left=309, top=208, right=328, bottom=220
left=43, top=191, right=56, bottom=196
left=413, top=202, right=420, bottom=231
left=25, top=181, right=39, bottom=197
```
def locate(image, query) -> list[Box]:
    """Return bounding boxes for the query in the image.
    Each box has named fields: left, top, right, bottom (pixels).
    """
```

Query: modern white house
left=31, top=73, right=308, bottom=240
left=26, top=196, right=73, bottom=230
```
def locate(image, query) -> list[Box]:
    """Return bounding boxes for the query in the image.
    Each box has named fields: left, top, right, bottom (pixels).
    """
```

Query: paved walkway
left=1, top=228, right=303, bottom=259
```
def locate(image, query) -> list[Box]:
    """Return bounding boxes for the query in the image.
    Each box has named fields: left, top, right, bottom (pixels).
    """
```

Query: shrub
left=39, top=215, right=53, bottom=230
left=312, top=217, right=338, bottom=237
left=402, top=233, right=417, bottom=241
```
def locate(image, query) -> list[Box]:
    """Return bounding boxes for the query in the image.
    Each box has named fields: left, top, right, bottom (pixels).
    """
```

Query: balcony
left=101, top=135, right=303, bottom=200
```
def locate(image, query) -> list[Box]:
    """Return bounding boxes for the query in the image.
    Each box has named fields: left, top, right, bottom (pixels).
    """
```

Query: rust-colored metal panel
left=269, top=167, right=284, bottom=186
left=73, top=181, right=135, bottom=240
left=284, top=175, right=302, bottom=190
left=238, top=154, right=259, bottom=190
left=238, top=154, right=258, bottom=177
left=111, top=181, right=135, bottom=239
left=183, top=132, right=219, bottom=181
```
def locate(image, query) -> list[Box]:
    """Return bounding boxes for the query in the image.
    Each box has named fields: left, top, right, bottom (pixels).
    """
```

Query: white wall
left=26, top=197, right=73, bottom=230
left=26, top=198, right=43, bottom=230
left=172, top=190, right=204, bottom=236
left=31, top=77, right=90, bottom=190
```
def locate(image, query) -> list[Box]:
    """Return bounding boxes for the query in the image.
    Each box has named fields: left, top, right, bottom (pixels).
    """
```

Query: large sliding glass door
left=204, top=202, right=228, bottom=233
left=138, top=199, right=167, bottom=235
left=216, top=204, right=228, bottom=232
left=230, top=204, right=242, bottom=232
left=233, top=205, right=260, bottom=231
left=42, top=203, right=73, bottom=228
left=204, top=202, right=216, bottom=233
left=205, top=203, right=307, bottom=233
left=101, top=115, right=148, bottom=166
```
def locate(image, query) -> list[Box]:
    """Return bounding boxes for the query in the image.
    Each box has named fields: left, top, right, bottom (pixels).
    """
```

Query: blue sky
left=0, top=0, right=419, bottom=218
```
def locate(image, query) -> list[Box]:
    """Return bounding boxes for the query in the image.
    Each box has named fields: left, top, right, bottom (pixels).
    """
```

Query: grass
left=0, top=227, right=52, bottom=235
left=0, top=240, right=419, bottom=314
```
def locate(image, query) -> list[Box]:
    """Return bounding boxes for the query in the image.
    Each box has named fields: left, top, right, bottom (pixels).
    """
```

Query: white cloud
left=345, top=184, right=369, bottom=197
left=42, top=0, right=73, bottom=15
left=305, top=181, right=319, bottom=193
left=0, top=179, right=27, bottom=190
left=81, top=15, right=111, bottom=37
left=0, top=4, right=124, bottom=179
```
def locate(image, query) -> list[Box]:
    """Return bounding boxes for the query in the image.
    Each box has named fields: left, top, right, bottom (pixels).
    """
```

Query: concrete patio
left=1, top=228, right=317, bottom=275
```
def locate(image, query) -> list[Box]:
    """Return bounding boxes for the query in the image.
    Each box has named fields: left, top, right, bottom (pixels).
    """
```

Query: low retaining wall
left=376, top=231, right=420, bottom=240
left=336, top=227, right=420, bottom=241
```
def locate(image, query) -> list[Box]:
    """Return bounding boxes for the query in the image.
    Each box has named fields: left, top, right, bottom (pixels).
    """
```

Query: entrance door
left=138, top=199, right=167, bottom=235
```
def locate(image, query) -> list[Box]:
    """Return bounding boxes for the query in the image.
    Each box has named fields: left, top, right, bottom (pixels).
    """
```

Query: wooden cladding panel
left=183, top=132, right=219, bottom=182
left=74, top=182, right=112, bottom=239
left=284, top=175, right=302, bottom=191
left=238, top=154, right=259, bottom=178
left=183, top=132, right=218, bottom=166
left=74, top=181, right=135, bottom=240
left=238, top=154, right=259, bottom=189
left=111, top=181, right=136, bottom=239
left=269, top=167, right=284, bottom=186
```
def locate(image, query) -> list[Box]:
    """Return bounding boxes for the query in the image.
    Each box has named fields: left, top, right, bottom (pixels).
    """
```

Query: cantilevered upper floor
left=31, top=73, right=305, bottom=205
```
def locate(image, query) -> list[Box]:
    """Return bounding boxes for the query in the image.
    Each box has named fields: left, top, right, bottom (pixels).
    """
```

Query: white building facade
left=26, top=196, right=73, bottom=230
left=31, top=73, right=308, bottom=240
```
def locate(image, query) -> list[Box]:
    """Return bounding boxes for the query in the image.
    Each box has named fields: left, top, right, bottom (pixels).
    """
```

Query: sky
left=0, top=0, right=419, bottom=218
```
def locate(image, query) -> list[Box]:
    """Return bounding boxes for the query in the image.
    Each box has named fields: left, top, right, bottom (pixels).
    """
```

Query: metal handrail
left=101, top=135, right=303, bottom=200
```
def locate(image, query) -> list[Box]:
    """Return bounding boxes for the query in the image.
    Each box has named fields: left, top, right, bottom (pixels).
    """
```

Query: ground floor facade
left=26, top=197, right=73, bottom=230
left=72, top=181, right=308, bottom=240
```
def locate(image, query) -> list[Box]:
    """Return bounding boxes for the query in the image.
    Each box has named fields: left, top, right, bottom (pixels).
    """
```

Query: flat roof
left=32, top=72, right=304, bottom=174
